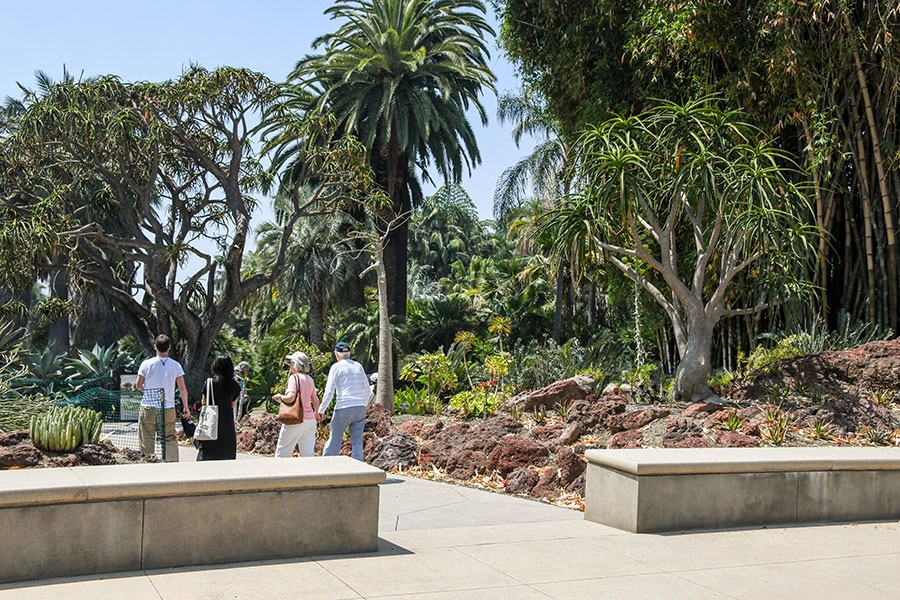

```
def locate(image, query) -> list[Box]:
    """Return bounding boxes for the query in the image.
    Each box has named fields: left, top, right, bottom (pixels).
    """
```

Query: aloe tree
left=0, top=68, right=373, bottom=397
left=543, top=98, right=817, bottom=403
left=290, top=0, right=496, bottom=320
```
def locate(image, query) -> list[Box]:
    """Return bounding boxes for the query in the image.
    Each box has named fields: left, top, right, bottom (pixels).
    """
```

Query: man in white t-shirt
left=136, top=334, right=190, bottom=461
left=318, top=341, right=370, bottom=461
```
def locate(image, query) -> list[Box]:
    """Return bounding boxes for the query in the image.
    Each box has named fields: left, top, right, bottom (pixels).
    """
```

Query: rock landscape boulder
left=368, top=432, right=419, bottom=471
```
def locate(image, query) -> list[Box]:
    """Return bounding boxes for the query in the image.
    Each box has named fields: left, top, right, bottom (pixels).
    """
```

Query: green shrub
left=394, top=387, right=434, bottom=415
left=742, top=336, right=802, bottom=375
left=449, top=386, right=502, bottom=419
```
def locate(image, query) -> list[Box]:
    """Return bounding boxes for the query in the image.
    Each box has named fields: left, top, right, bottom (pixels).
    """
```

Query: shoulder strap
left=282, top=373, right=301, bottom=406
left=204, top=378, right=214, bottom=406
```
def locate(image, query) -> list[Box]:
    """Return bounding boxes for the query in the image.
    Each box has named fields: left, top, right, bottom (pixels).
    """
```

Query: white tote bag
left=194, top=378, right=219, bottom=441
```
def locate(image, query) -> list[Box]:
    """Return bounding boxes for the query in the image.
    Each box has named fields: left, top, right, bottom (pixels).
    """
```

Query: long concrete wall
left=0, top=457, right=385, bottom=583
left=585, top=447, right=900, bottom=533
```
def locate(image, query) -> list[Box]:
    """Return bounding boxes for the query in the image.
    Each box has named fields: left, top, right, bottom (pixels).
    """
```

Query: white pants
left=274, top=419, right=317, bottom=458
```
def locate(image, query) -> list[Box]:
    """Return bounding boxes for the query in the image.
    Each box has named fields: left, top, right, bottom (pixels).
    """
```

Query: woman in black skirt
left=196, top=354, right=240, bottom=461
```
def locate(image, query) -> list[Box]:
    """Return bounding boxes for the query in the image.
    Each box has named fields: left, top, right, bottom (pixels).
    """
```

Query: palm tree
left=254, top=194, right=362, bottom=349
left=494, top=91, right=577, bottom=344
left=409, top=183, right=487, bottom=281
left=290, top=0, right=496, bottom=320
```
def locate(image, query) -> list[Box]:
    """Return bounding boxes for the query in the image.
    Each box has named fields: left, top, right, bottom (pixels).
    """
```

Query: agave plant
left=65, top=344, right=125, bottom=380
left=23, top=347, right=67, bottom=379
left=0, top=318, right=25, bottom=361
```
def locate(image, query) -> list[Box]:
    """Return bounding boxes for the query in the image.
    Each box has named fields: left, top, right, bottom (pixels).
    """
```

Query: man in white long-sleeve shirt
left=318, top=341, right=371, bottom=461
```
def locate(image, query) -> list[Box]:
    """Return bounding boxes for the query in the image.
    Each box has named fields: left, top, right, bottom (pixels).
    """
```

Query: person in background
left=368, top=372, right=378, bottom=407
left=272, top=351, right=322, bottom=458
left=196, top=354, right=240, bottom=461
left=136, top=334, right=190, bottom=462
left=233, top=361, right=251, bottom=420
left=318, top=341, right=370, bottom=461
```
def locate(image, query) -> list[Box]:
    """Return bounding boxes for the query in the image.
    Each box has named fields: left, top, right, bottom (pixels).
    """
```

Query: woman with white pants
left=272, top=351, right=322, bottom=457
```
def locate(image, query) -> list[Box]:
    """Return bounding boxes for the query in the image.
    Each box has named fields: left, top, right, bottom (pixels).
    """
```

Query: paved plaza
left=1, top=447, right=898, bottom=599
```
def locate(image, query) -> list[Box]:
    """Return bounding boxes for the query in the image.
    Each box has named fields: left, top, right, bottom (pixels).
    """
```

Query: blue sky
left=1, top=0, right=532, bottom=221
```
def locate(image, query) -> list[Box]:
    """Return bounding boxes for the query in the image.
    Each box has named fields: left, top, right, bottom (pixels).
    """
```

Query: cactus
left=29, top=406, right=102, bottom=452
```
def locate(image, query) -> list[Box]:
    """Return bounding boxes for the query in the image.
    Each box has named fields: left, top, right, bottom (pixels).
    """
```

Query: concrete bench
left=0, top=456, right=385, bottom=583
left=585, top=447, right=900, bottom=533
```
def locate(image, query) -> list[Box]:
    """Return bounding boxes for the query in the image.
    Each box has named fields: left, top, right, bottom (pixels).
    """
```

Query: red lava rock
left=49, top=453, right=81, bottom=467
left=556, top=446, right=585, bottom=486
left=664, top=436, right=711, bottom=448
left=566, top=397, right=626, bottom=432
left=0, top=431, right=30, bottom=447
left=737, top=339, right=900, bottom=403
left=531, top=466, right=561, bottom=499
left=395, top=420, right=425, bottom=437
left=531, top=423, right=565, bottom=442
left=505, top=466, right=539, bottom=495
left=486, top=435, right=549, bottom=477
left=421, top=420, right=445, bottom=439
left=244, top=412, right=280, bottom=454
left=445, top=449, right=488, bottom=479
left=0, top=444, right=42, bottom=468
left=503, top=375, right=595, bottom=412
left=420, top=417, right=523, bottom=469
left=418, top=423, right=472, bottom=468
left=365, top=404, right=393, bottom=438
left=608, top=430, right=643, bottom=449
left=713, top=430, right=760, bottom=447
left=683, top=402, right=723, bottom=418
left=606, top=408, right=670, bottom=433
left=547, top=422, right=583, bottom=450
left=75, top=443, right=117, bottom=465
left=702, top=409, right=732, bottom=429
left=565, top=472, right=586, bottom=495
left=236, top=430, right=256, bottom=453
left=663, top=417, right=705, bottom=446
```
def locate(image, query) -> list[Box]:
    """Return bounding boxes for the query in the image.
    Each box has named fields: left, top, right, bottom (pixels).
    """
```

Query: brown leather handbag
left=277, top=374, right=304, bottom=424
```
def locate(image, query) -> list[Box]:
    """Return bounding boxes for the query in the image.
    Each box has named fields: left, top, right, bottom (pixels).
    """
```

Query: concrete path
left=1, top=455, right=898, bottom=599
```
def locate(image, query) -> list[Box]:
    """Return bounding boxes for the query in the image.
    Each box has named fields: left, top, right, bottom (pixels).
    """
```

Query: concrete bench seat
left=585, top=447, right=900, bottom=533
left=0, top=456, right=385, bottom=583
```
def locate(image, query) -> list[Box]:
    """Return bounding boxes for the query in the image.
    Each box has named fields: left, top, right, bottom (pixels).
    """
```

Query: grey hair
left=291, top=352, right=311, bottom=373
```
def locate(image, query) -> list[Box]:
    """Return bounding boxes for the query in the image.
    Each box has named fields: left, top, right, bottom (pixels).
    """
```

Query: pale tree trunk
left=671, top=316, right=715, bottom=404
left=553, top=268, right=564, bottom=344
left=373, top=237, right=394, bottom=411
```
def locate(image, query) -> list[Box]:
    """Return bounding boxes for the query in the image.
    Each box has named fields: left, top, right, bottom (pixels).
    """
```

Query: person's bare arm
left=135, top=375, right=145, bottom=391
left=176, top=375, right=190, bottom=417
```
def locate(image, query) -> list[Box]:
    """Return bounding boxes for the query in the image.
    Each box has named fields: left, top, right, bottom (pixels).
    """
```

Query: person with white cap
left=233, top=361, right=251, bottom=420
left=271, top=351, right=321, bottom=458
left=319, top=341, right=370, bottom=461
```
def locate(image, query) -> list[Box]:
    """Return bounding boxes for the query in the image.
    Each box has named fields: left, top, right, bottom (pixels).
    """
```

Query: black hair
left=210, top=354, right=241, bottom=400
left=211, top=354, right=235, bottom=380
